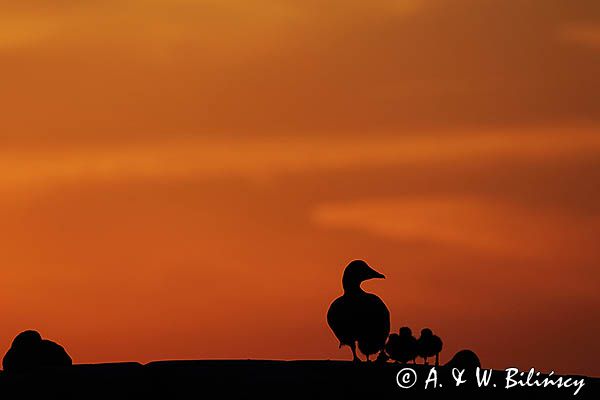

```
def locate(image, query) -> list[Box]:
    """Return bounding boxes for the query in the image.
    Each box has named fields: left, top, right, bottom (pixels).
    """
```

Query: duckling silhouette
left=417, top=328, right=443, bottom=366
left=385, top=327, right=418, bottom=364
left=327, top=260, right=390, bottom=362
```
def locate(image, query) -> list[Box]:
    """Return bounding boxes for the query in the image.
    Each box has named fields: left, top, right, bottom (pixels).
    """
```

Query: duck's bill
left=370, top=270, right=385, bottom=279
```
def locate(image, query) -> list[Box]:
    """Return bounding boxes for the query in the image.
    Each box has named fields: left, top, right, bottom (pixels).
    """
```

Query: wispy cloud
left=0, top=18, right=61, bottom=49
left=312, top=195, right=600, bottom=261
left=1, top=128, right=599, bottom=190
left=560, top=23, right=600, bottom=49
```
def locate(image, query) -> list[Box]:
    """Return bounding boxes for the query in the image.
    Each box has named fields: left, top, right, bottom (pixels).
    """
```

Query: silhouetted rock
left=417, top=328, right=443, bottom=366
left=386, top=326, right=418, bottom=364
left=0, top=360, right=595, bottom=399
left=327, top=260, right=390, bottom=362
left=445, top=349, right=481, bottom=370
left=38, top=340, right=72, bottom=368
left=10, top=330, right=42, bottom=348
left=2, top=330, right=72, bottom=373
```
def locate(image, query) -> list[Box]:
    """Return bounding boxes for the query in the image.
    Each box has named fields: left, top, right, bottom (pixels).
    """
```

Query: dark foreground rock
left=2, top=331, right=71, bottom=373
left=0, top=360, right=597, bottom=399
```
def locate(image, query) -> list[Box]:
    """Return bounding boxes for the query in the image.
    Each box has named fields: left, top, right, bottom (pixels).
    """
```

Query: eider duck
left=386, top=326, right=418, bottom=364
left=417, top=328, right=443, bottom=366
left=327, top=260, right=390, bottom=362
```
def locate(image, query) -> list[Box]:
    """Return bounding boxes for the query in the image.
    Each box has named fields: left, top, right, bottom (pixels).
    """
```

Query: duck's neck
left=342, top=277, right=364, bottom=294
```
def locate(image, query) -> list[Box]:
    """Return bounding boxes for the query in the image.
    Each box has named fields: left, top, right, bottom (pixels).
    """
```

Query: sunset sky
left=1, top=0, right=599, bottom=376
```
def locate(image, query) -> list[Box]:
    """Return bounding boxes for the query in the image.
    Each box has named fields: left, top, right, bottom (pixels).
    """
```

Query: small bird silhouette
left=385, top=327, right=418, bottom=364
left=327, top=260, right=390, bottom=362
left=417, top=328, right=443, bottom=366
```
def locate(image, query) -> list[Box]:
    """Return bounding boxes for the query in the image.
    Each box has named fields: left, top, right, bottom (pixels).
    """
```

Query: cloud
left=2, top=0, right=600, bottom=141
left=0, top=19, right=58, bottom=49
left=1, top=127, right=599, bottom=190
left=560, top=23, right=600, bottom=49
left=312, top=195, right=600, bottom=262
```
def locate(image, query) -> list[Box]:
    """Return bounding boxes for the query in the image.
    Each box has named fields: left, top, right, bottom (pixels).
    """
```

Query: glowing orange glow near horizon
left=1, top=1, right=599, bottom=376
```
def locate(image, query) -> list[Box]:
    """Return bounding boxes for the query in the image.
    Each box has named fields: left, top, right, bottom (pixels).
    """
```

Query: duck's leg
left=435, top=353, right=439, bottom=367
left=375, top=351, right=388, bottom=364
left=350, top=342, right=360, bottom=363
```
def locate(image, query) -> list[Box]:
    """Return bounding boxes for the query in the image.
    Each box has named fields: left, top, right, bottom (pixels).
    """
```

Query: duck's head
left=420, top=328, right=433, bottom=338
left=342, top=259, right=385, bottom=291
left=400, top=327, right=413, bottom=337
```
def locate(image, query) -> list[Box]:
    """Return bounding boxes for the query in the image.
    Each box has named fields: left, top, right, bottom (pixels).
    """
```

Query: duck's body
left=327, top=260, right=390, bottom=361
left=417, top=328, right=443, bottom=366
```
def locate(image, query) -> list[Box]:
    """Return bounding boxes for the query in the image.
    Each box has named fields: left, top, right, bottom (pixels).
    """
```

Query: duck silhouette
left=417, top=328, right=443, bottom=366
left=385, top=327, right=418, bottom=364
left=327, top=260, right=390, bottom=362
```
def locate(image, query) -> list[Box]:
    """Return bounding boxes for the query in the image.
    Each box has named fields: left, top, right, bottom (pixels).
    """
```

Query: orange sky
left=1, top=0, right=599, bottom=376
